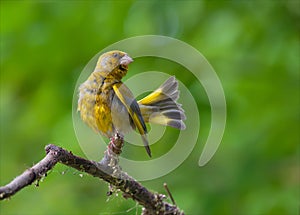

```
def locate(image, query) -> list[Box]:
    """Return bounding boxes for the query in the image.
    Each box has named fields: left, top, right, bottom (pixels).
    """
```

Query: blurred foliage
left=0, top=1, right=299, bottom=215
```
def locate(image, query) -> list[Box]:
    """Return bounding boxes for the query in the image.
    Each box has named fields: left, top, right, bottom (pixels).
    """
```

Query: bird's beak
left=120, top=54, right=133, bottom=66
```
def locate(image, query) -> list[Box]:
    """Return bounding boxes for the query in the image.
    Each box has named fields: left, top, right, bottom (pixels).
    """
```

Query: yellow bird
left=78, top=50, right=186, bottom=157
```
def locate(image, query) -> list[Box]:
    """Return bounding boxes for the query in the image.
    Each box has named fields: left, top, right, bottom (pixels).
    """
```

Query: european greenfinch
left=78, top=50, right=186, bottom=157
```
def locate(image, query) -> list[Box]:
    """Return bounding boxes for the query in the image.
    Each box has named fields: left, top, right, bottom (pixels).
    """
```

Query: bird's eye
left=113, top=53, right=118, bottom=58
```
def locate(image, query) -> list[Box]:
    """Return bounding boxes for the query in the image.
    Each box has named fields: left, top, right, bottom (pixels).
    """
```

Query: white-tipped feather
left=138, top=76, right=186, bottom=130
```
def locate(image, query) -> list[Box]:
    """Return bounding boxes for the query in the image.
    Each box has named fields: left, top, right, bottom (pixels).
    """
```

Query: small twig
left=164, top=183, right=176, bottom=205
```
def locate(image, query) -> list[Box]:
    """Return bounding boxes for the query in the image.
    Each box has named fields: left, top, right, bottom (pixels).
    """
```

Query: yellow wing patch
left=113, top=83, right=146, bottom=134
left=113, top=83, right=151, bottom=156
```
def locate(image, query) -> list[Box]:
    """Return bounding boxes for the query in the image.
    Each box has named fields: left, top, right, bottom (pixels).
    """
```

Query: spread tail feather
left=138, top=76, right=186, bottom=130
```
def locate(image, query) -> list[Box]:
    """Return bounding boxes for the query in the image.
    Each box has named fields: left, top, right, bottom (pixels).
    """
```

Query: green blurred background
left=1, top=1, right=299, bottom=214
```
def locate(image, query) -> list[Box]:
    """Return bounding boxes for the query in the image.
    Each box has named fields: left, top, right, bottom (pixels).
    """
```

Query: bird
left=77, top=50, right=186, bottom=157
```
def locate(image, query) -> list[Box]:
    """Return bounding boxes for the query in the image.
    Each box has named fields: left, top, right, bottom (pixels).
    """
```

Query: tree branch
left=0, top=137, right=184, bottom=214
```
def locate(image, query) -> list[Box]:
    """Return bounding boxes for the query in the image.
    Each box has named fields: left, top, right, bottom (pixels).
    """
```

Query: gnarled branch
left=0, top=135, right=184, bottom=215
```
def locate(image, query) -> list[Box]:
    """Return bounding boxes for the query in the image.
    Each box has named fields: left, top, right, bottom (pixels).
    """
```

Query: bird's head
left=95, top=50, right=133, bottom=80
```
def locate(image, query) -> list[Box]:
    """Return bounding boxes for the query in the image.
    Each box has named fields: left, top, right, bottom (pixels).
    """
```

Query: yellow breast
left=78, top=72, right=114, bottom=136
left=94, top=91, right=114, bottom=137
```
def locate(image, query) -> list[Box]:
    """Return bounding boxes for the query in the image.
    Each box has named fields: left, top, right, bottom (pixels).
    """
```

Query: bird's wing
left=113, top=82, right=151, bottom=157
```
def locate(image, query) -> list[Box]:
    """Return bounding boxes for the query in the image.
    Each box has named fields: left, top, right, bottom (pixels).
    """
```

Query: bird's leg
left=108, top=132, right=124, bottom=156
left=100, top=132, right=124, bottom=168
